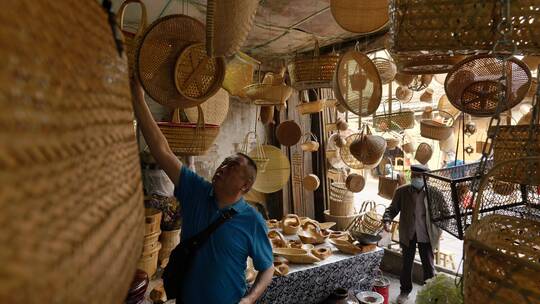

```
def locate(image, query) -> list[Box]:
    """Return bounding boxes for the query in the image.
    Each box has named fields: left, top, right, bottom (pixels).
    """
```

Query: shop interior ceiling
left=115, top=0, right=387, bottom=62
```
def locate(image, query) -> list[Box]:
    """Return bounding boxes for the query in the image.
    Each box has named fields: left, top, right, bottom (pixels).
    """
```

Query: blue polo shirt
left=174, top=166, right=273, bottom=304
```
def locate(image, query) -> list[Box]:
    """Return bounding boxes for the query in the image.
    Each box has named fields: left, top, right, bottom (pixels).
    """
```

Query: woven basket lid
left=206, top=0, right=259, bottom=57
left=334, top=50, right=382, bottom=117
left=136, top=14, right=208, bottom=109
left=445, top=54, right=531, bottom=117
left=392, top=53, right=465, bottom=75
left=249, top=145, right=291, bottom=193
left=330, top=0, right=389, bottom=34
left=0, top=0, right=144, bottom=302
left=184, top=88, right=229, bottom=125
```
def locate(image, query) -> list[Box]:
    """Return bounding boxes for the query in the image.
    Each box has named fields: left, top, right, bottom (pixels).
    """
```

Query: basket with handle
left=300, top=132, right=320, bottom=152
left=328, top=182, right=355, bottom=216
left=349, top=124, right=387, bottom=168
left=378, top=157, right=404, bottom=199
left=116, top=0, right=147, bottom=70
left=420, top=110, right=455, bottom=141
left=464, top=156, right=540, bottom=304
left=288, top=39, right=339, bottom=90
left=245, top=68, right=293, bottom=106
left=223, top=51, right=259, bottom=98
left=241, top=131, right=270, bottom=173
left=346, top=201, right=385, bottom=237
left=373, top=98, right=415, bottom=132
left=158, top=106, right=220, bottom=156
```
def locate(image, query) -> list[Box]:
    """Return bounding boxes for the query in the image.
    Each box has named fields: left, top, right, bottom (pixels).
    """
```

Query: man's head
left=212, top=153, right=258, bottom=200
left=410, top=164, right=429, bottom=190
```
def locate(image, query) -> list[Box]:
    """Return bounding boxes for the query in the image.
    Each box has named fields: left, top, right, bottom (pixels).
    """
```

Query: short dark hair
left=236, top=152, right=258, bottom=179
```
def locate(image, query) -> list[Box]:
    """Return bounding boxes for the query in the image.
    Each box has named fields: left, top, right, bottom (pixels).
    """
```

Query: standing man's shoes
left=396, top=293, right=409, bottom=304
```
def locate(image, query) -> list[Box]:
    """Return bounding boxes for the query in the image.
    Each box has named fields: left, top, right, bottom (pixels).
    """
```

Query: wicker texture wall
left=0, top=1, right=144, bottom=303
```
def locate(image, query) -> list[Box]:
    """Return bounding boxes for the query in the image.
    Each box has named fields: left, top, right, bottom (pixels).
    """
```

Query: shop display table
left=256, top=247, right=384, bottom=304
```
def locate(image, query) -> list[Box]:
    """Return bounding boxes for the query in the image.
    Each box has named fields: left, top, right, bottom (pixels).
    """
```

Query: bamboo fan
left=249, top=145, right=291, bottom=193
left=445, top=54, right=531, bottom=117
left=206, top=0, right=259, bottom=57
left=136, top=15, right=207, bottom=109
left=241, top=132, right=269, bottom=173
left=334, top=49, right=382, bottom=116
left=184, top=88, right=229, bottom=125
left=330, top=0, right=389, bottom=34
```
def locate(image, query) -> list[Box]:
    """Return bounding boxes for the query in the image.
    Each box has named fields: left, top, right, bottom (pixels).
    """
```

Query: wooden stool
left=434, top=249, right=456, bottom=270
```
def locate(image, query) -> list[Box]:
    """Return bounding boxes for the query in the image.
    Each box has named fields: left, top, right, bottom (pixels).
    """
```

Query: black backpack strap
left=185, top=208, right=238, bottom=250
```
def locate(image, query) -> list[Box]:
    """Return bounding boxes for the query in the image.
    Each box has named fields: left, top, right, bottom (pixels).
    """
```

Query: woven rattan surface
left=184, top=88, right=229, bottom=125
left=158, top=121, right=220, bottom=156
left=206, top=0, right=258, bottom=57
left=348, top=126, right=387, bottom=169
left=330, top=0, right=389, bottom=34
left=117, top=0, right=147, bottom=70
left=136, top=14, right=206, bottom=109
left=288, top=46, right=340, bottom=91
left=0, top=1, right=144, bottom=302
left=445, top=55, right=531, bottom=117
left=390, top=0, right=540, bottom=55
left=415, top=142, right=433, bottom=164
left=392, top=53, right=464, bottom=75
left=222, top=53, right=256, bottom=98
left=372, top=57, right=397, bottom=84
left=174, top=43, right=225, bottom=103
left=335, top=50, right=382, bottom=116
left=249, top=145, right=291, bottom=193
left=340, top=133, right=365, bottom=169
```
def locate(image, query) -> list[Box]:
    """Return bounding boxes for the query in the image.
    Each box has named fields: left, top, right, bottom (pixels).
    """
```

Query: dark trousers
left=400, top=235, right=435, bottom=294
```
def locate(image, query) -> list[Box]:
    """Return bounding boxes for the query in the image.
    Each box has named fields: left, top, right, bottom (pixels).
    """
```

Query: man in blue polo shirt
left=130, top=77, right=274, bottom=304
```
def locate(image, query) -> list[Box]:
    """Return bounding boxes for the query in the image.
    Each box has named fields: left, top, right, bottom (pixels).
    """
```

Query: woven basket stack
left=324, top=182, right=358, bottom=230
left=137, top=209, right=163, bottom=278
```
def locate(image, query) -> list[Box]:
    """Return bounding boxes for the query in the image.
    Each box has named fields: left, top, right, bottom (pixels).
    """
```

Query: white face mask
left=411, top=177, right=424, bottom=190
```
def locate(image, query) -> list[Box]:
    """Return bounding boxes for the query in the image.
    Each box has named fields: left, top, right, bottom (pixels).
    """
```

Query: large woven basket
left=389, top=0, right=540, bottom=55
left=206, top=0, right=259, bottom=57
left=488, top=124, right=540, bottom=185
left=0, top=0, right=144, bottom=302
left=158, top=108, right=220, bottom=156
left=288, top=40, right=340, bottom=90
left=373, top=99, right=415, bottom=131
left=328, top=182, right=355, bottom=216
left=116, top=0, right=147, bottom=70
left=445, top=54, right=531, bottom=117
left=420, top=110, right=455, bottom=141
left=349, top=125, right=387, bottom=168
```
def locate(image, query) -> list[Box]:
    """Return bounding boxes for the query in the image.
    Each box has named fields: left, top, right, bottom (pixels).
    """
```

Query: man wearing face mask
left=382, top=164, right=442, bottom=304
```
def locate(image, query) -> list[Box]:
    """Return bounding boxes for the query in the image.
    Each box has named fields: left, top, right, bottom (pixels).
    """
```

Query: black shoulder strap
left=185, top=208, right=237, bottom=250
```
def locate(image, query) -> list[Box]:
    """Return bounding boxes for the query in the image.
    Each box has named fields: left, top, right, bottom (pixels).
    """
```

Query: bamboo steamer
left=145, top=208, right=162, bottom=235
left=158, top=229, right=181, bottom=264
left=415, top=142, right=433, bottom=165
left=276, top=120, right=302, bottom=146
left=303, top=174, right=320, bottom=191
left=330, top=0, right=389, bottom=34
left=346, top=173, right=366, bottom=193
left=248, top=145, right=290, bottom=193
left=137, top=242, right=162, bottom=278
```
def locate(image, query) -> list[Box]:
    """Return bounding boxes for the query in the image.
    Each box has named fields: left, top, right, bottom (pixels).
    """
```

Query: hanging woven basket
left=340, top=133, right=365, bottom=170
left=445, top=54, right=531, bottom=117
left=372, top=98, right=415, bottom=132
left=330, top=0, right=389, bottom=34
left=300, top=132, right=320, bottom=152
left=158, top=107, right=220, bottom=156
left=222, top=51, right=259, bottom=98
left=249, top=145, right=291, bottom=193
left=205, top=0, right=259, bottom=57
left=297, top=99, right=326, bottom=115
left=349, top=125, right=387, bottom=168
left=372, top=57, right=397, bottom=84
left=288, top=39, right=339, bottom=90
left=276, top=120, right=302, bottom=147
left=241, top=132, right=270, bottom=173
left=420, top=110, right=455, bottom=141
left=1, top=1, right=145, bottom=302
left=415, top=142, right=433, bottom=165
left=392, top=52, right=465, bottom=75
left=395, top=85, right=413, bottom=103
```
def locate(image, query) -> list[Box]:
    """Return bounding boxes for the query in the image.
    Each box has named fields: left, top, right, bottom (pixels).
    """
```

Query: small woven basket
left=297, top=99, right=325, bottom=115
left=347, top=201, right=384, bottom=236
left=420, top=110, right=455, bottom=141
left=415, top=142, right=433, bottom=165
left=300, top=132, right=320, bottom=152
left=158, top=107, right=220, bottom=156
left=241, top=132, right=270, bottom=173
left=222, top=51, right=258, bottom=98
left=373, top=98, right=415, bottom=131
left=349, top=125, right=387, bottom=168
left=329, top=182, right=355, bottom=216
left=288, top=40, right=339, bottom=90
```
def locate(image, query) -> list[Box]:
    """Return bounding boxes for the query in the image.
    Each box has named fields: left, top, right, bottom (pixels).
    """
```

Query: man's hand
left=383, top=221, right=392, bottom=233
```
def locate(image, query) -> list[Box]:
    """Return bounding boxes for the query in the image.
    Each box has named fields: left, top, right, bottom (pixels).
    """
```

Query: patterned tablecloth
left=256, top=247, right=384, bottom=304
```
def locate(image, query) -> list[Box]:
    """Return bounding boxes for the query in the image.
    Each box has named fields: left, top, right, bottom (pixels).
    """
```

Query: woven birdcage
left=445, top=54, right=531, bottom=117
left=288, top=40, right=340, bottom=90
left=389, top=0, right=540, bottom=55
left=463, top=157, right=540, bottom=303
left=0, top=0, right=144, bottom=302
